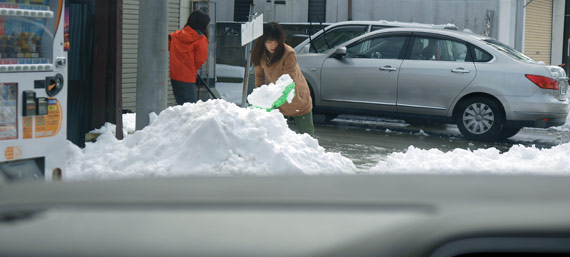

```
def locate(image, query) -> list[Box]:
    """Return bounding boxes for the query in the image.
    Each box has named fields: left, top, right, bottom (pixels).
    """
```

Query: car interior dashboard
left=0, top=174, right=569, bottom=257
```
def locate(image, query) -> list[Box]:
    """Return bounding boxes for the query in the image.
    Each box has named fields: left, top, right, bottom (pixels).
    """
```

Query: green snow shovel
left=250, top=82, right=295, bottom=112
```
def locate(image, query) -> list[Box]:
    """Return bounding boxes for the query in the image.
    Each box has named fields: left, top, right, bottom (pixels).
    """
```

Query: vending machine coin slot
left=22, top=90, right=36, bottom=117
left=36, top=97, right=48, bottom=115
left=45, top=76, right=55, bottom=90
left=45, top=74, right=63, bottom=96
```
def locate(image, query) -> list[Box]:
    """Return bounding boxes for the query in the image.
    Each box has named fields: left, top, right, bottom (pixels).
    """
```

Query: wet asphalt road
left=290, top=115, right=570, bottom=170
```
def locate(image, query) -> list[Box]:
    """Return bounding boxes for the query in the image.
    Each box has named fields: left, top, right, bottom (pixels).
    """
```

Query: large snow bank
left=66, top=100, right=356, bottom=180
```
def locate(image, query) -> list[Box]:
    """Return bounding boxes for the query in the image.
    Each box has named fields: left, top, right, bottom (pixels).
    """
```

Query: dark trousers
left=171, top=79, right=198, bottom=105
left=292, top=111, right=315, bottom=137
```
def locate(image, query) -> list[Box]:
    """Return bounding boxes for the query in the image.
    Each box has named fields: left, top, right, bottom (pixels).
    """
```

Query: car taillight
left=525, top=74, right=559, bottom=90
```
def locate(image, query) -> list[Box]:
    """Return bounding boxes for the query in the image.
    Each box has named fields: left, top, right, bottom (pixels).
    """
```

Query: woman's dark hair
left=251, top=22, right=285, bottom=66
left=186, top=10, right=210, bottom=39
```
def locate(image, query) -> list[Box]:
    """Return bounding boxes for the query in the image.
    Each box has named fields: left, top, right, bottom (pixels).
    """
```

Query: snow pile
left=89, top=122, right=120, bottom=136
left=369, top=144, right=570, bottom=175
left=66, top=99, right=356, bottom=180
left=122, top=113, right=136, bottom=134
left=247, top=74, right=295, bottom=109
left=88, top=113, right=144, bottom=137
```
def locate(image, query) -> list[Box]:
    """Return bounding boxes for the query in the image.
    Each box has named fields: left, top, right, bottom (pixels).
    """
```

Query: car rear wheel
left=455, top=97, right=503, bottom=141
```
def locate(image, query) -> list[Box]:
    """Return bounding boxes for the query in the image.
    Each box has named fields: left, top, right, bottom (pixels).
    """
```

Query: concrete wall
left=498, top=0, right=519, bottom=48
left=214, top=0, right=524, bottom=46
left=215, top=0, right=308, bottom=22
left=216, top=0, right=234, bottom=22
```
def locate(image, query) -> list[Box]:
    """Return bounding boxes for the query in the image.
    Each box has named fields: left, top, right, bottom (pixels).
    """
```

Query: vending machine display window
left=0, top=82, right=17, bottom=140
left=0, top=0, right=57, bottom=72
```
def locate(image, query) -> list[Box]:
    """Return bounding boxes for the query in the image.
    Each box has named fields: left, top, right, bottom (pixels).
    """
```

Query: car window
left=371, top=25, right=391, bottom=31
left=409, top=37, right=468, bottom=61
left=309, top=25, right=368, bottom=53
left=346, top=36, right=408, bottom=59
left=483, top=39, right=536, bottom=63
left=472, top=46, right=493, bottom=62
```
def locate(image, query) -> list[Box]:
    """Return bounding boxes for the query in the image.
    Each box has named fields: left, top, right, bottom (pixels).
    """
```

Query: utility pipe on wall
left=348, top=0, right=352, bottom=21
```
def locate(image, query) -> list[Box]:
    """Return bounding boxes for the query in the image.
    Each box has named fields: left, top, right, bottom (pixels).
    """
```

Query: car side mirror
left=332, top=47, right=347, bottom=59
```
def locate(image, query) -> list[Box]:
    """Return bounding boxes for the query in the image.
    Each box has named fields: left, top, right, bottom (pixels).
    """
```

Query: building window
left=234, top=0, right=252, bottom=22
left=308, top=0, right=326, bottom=23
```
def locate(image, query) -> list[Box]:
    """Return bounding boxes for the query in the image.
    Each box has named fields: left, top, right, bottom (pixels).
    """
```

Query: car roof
left=316, top=20, right=458, bottom=30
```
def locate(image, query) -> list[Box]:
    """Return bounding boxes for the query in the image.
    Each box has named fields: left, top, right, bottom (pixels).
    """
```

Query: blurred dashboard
left=1, top=175, right=570, bottom=257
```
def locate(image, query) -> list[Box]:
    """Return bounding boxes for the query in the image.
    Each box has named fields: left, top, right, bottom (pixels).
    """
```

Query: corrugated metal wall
left=122, top=0, right=180, bottom=113
left=524, top=0, right=553, bottom=64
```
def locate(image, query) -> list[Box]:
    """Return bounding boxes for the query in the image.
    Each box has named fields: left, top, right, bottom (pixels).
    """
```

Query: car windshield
left=483, top=39, right=537, bottom=63
left=3, top=2, right=570, bottom=255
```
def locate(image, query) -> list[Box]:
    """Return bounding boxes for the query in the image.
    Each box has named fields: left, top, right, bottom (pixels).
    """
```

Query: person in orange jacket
left=168, top=10, right=210, bottom=105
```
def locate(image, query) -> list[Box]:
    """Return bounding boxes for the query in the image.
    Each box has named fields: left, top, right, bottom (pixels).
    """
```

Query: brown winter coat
left=254, top=44, right=313, bottom=117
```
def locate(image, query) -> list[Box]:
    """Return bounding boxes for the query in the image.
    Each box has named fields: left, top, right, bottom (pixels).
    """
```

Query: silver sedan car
left=297, top=27, right=569, bottom=141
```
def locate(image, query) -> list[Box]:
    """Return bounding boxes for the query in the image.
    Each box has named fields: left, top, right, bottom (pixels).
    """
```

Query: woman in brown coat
left=251, top=22, right=314, bottom=136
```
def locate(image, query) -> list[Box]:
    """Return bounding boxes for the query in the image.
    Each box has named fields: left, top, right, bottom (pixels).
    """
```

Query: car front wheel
left=497, top=126, right=522, bottom=140
left=455, top=97, right=504, bottom=141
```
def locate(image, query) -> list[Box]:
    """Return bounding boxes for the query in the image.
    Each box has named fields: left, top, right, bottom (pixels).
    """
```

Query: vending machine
left=0, top=0, right=67, bottom=181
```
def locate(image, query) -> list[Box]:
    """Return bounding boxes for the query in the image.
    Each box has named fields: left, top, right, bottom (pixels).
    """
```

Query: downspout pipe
left=348, top=0, right=352, bottom=21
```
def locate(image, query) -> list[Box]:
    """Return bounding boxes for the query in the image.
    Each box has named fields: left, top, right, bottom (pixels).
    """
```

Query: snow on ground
left=66, top=100, right=356, bottom=180
left=369, top=144, right=570, bottom=175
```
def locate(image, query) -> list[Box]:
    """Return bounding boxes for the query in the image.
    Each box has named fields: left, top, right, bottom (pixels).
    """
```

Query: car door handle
left=379, top=66, right=397, bottom=71
left=310, top=68, right=317, bottom=72
left=451, top=68, right=470, bottom=73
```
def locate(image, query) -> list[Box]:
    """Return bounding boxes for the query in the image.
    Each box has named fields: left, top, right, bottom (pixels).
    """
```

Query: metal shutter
left=122, top=0, right=180, bottom=113
left=524, top=0, right=553, bottom=64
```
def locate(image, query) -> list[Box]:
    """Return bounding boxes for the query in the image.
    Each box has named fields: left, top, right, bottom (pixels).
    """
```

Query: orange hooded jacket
left=168, top=26, right=208, bottom=83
